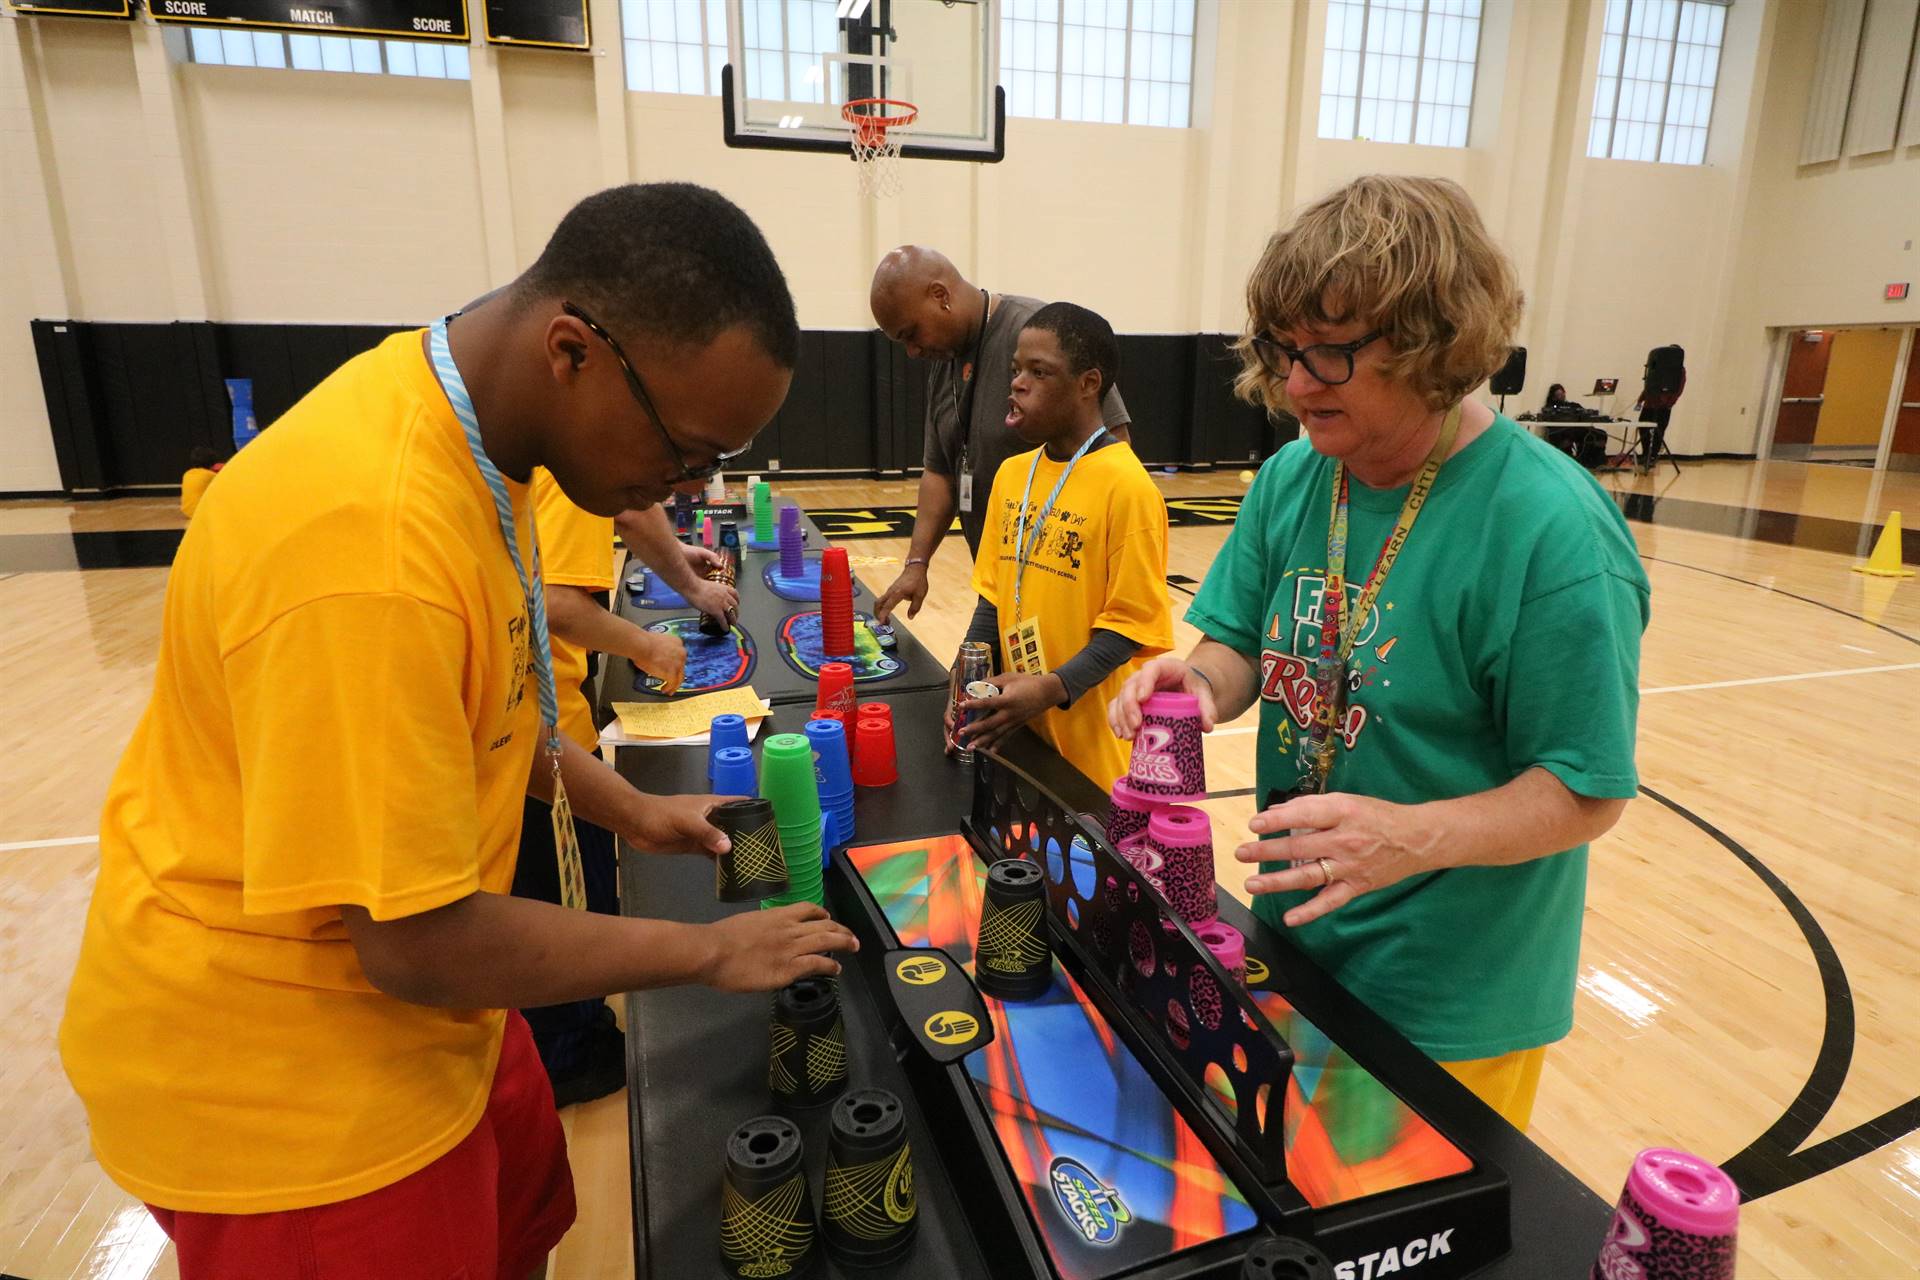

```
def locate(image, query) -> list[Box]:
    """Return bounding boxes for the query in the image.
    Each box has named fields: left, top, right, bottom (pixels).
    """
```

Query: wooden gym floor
left=1, top=458, right=1916, bottom=1279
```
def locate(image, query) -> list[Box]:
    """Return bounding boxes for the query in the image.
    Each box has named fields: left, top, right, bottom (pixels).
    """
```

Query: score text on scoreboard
left=145, top=0, right=468, bottom=41
left=1889, top=283, right=1912, bottom=301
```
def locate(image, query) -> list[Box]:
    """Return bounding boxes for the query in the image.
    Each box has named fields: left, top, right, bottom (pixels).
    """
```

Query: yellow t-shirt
left=971, top=439, right=1173, bottom=790
left=179, top=466, right=217, bottom=518
left=531, top=468, right=616, bottom=751
left=60, top=330, right=541, bottom=1214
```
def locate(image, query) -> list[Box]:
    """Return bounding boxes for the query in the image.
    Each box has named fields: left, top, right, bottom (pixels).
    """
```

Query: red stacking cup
left=1146, top=806, right=1218, bottom=925
left=851, top=716, right=898, bottom=787
left=857, top=701, right=890, bottom=726
left=819, top=546, right=856, bottom=658
left=1106, top=777, right=1161, bottom=849
left=816, top=661, right=856, bottom=721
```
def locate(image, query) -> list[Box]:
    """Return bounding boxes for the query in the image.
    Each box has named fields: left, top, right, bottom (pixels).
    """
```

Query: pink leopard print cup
left=1127, top=692, right=1208, bottom=803
left=1145, top=806, right=1218, bottom=925
left=1106, top=778, right=1162, bottom=849
left=1590, top=1148, right=1737, bottom=1280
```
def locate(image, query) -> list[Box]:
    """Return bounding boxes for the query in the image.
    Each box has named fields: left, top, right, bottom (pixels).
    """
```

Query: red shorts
left=148, top=1011, right=576, bottom=1280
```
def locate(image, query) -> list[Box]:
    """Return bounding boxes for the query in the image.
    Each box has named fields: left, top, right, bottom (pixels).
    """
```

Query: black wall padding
left=28, top=320, right=1294, bottom=493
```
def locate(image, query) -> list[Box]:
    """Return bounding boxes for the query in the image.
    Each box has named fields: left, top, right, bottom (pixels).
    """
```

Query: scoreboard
left=144, top=1, right=469, bottom=41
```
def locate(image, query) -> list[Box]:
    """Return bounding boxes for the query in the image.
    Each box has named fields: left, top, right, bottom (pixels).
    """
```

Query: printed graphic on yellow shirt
left=970, top=444, right=1173, bottom=791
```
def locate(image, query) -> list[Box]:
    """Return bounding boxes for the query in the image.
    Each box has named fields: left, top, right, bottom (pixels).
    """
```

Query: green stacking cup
left=762, top=734, right=826, bottom=907
left=754, top=482, right=776, bottom=544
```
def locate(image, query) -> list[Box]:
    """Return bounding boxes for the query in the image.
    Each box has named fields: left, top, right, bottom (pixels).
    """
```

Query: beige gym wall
left=1, top=0, right=1914, bottom=494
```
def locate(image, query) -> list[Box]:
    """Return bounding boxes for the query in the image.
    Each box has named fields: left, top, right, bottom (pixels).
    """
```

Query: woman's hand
left=1233, top=792, right=1442, bottom=927
left=1107, top=656, right=1218, bottom=740
left=958, top=672, right=1067, bottom=752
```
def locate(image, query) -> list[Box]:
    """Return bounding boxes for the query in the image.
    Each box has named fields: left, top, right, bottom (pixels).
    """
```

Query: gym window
left=170, top=27, right=471, bottom=79
left=1587, top=0, right=1726, bottom=165
left=1318, top=0, right=1482, bottom=148
left=1000, top=0, right=1198, bottom=129
left=621, top=0, right=730, bottom=95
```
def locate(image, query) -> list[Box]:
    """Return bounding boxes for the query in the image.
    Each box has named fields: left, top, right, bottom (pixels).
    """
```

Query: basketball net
left=844, top=99, right=916, bottom=199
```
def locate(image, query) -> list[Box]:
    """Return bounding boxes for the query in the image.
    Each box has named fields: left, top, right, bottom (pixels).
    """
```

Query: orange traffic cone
left=1852, top=511, right=1915, bottom=578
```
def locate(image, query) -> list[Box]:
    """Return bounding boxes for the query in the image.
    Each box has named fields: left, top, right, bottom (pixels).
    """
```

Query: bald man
left=870, top=246, right=1130, bottom=622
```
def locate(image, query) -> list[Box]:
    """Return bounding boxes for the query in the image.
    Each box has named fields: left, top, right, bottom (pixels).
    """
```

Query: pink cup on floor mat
left=1106, top=778, right=1161, bottom=849
left=1146, top=806, right=1218, bottom=925
left=1195, top=920, right=1246, bottom=984
left=1127, top=692, right=1207, bottom=802
left=1590, top=1148, right=1738, bottom=1280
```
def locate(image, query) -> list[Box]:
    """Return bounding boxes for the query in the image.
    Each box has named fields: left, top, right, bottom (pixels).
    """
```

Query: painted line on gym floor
left=0, top=834, right=98, bottom=852
left=1640, top=661, right=1920, bottom=695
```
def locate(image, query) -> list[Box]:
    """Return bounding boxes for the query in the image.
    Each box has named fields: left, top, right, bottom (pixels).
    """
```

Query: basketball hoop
left=843, top=98, right=917, bottom=198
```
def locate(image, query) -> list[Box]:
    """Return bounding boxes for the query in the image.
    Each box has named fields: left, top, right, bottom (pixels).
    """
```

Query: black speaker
left=1489, top=347, right=1527, bottom=397
left=1644, top=345, right=1685, bottom=399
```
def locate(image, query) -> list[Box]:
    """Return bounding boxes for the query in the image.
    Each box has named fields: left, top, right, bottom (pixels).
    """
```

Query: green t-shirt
left=1187, top=416, right=1650, bottom=1059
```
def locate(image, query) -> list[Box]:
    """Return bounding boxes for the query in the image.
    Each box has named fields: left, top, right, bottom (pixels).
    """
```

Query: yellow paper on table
left=612, top=687, right=772, bottom=741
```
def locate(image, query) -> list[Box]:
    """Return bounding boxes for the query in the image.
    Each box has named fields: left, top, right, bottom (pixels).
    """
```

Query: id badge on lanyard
left=958, top=463, right=974, bottom=514
left=428, top=319, right=586, bottom=910
left=1003, top=616, right=1047, bottom=676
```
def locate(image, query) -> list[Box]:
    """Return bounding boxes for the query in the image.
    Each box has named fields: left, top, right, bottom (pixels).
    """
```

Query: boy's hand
left=625, top=793, right=732, bottom=857
left=958, top=672, right=1067, bottom=752
left=700, top=904, right=860, bottom=991
left=632, top=632, right=687, bottom=694
left=942, top=694, right=960, bottom=756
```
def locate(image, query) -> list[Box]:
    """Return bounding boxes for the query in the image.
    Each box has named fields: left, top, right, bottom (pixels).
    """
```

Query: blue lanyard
left=427, top=319, right=560, bottom=758
left=1012, top=427, right=1106, bottom=618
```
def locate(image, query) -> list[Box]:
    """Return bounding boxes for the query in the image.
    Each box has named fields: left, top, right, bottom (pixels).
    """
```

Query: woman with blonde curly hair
left=1109, top=176, right=1650, bottom=1129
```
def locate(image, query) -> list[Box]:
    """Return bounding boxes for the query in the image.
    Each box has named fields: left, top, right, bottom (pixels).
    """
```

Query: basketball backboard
left=722, top=0, right=1005, bottom=162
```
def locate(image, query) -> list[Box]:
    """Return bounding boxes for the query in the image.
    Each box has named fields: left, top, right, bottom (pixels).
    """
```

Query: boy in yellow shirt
left=516, top=479, right=739, bottom=1104
left=59, top=183, right=855, bottom=1280
left=953, top=302, right=1173, bottom=790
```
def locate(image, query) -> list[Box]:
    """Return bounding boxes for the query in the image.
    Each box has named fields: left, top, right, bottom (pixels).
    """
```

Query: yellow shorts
left=1438, top=1047, right=1547, bottom=1131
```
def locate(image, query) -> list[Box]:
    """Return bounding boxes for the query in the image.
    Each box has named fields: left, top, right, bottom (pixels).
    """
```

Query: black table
left=614, top=687, right=1613, bottom=1280
left=602, top=506, right=951, bottom=712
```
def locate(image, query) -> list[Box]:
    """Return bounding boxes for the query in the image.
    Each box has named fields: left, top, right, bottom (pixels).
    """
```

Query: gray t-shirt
left=922, top=293, right=1131, bottom=554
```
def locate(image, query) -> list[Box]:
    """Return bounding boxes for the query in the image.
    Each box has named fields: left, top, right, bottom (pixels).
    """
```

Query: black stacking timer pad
left=881, top=948, right=994, bottom=1064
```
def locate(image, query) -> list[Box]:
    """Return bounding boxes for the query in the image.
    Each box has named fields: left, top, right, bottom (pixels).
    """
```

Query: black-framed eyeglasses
left=562, top=301, right=747, bottom=483
left=1248, top=330, right=1384, bottom=387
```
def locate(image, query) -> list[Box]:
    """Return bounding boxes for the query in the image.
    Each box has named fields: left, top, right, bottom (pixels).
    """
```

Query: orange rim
left=843, top=97, right=918, bottom=147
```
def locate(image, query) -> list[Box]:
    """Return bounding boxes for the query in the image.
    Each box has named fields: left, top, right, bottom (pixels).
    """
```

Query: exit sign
left=1889, top=282, right=1912, bottom=300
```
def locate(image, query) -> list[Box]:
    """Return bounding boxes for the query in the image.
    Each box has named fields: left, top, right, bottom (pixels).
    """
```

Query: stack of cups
left=672, top=490, right=694, bottom=535
left=719, top=1115, right=817, bottom=1279
left=1591, top=1149, right=1739, bottom=1280
left=1195, top=920, right=1247, bottom=984
left=778, top=505, right=806, bottom=579
left=753, top=482, right=776, bottom=546
left=1106, top=777, right=1161, bottom=848
left=768, top=976, right=850, bottom=1109
left=1146, top=807, right=1219, bottom=925
left=821, top=1088, right=917, bottom=1266
left=806, top=718, right=857, bottom=851
left=708, top=714, right=750, bottom=780
left=815, top=661, right=856, bottom=723
left=851, top=705, right=898, bottom=788
left=819, top=547, right=856, bottom=658
left=705, top=472, right=727, bottom=505
left=710, top=747, right=759, bottom=797
left=713, top=798, right=788, bottom=902
left=760, top=733, right=825, bottom=907
left=1126, top=691, right=1208, bottom=803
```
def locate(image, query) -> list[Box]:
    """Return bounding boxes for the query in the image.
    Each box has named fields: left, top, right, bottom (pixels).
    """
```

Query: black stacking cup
left=768, top=977, right=850, bottom=1109
left=720, top=1114, right=817, bottom=1278
left=1241, top=1236, right=1334, bottom=1280
left=974, top=858, right=1053, bottom=1002
left=714, top=798, right=789, bottom=902
left=821, top=1088, right=917, bottom=1266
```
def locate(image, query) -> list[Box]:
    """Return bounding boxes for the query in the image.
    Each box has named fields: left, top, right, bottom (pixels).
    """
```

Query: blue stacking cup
left=707, top=714, right=750, bottom=779
left=711, top=746, right=758, bottom=797
left=804, top=718, right=854, bottom=796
